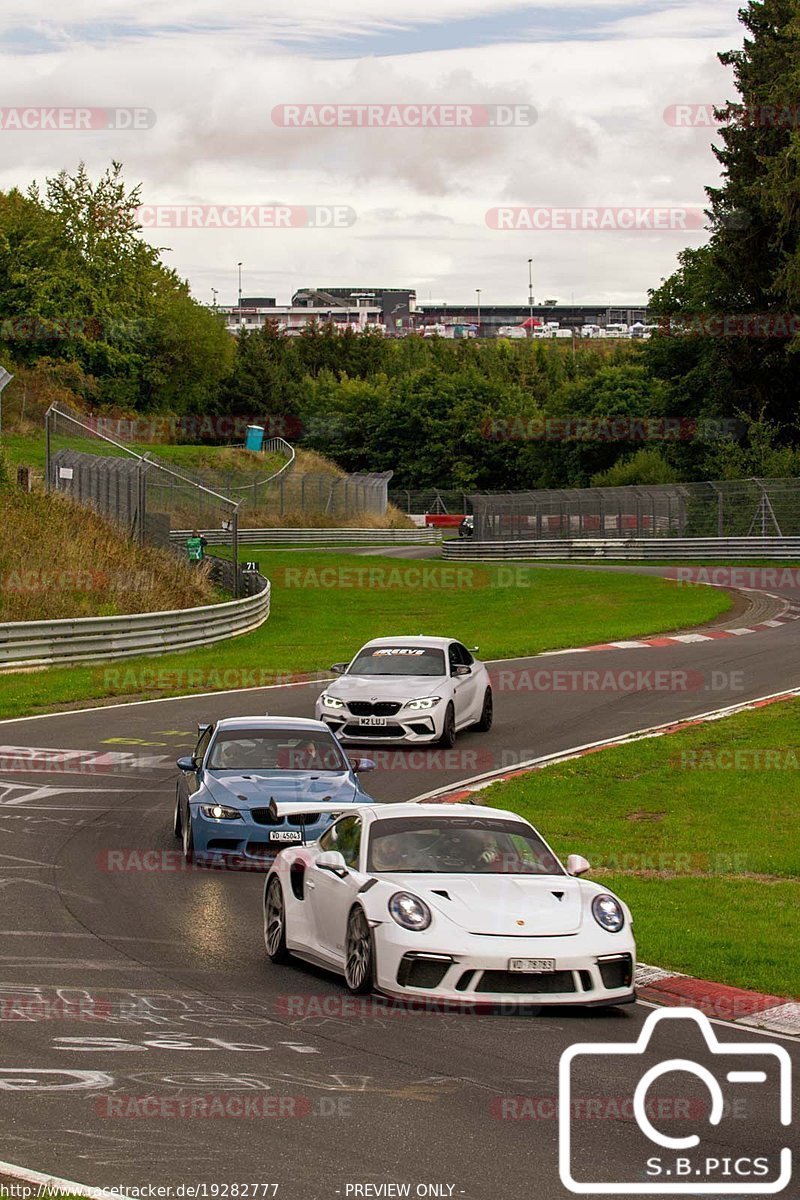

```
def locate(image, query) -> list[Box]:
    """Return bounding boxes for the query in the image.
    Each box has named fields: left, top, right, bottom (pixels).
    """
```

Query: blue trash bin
left=245, top=425, right=264, bottom=452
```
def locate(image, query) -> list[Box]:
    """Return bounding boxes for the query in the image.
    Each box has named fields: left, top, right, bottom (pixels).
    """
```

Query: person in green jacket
left=186, top=529, right=207, bottom=563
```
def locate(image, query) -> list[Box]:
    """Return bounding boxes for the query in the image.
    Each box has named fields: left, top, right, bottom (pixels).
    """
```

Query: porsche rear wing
left=267, top=799, right=371, bottom=822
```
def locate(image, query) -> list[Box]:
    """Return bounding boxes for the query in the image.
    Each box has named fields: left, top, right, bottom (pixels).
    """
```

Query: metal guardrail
left=171, top=528, right=442, bottom=546
left=0, top=574, right=270, bottom=671
left=443, top=537, right=800, bottom=561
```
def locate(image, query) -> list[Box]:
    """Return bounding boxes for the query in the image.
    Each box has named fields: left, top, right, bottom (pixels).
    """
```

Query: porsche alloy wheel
left=344, top=907, right=374, bottom=994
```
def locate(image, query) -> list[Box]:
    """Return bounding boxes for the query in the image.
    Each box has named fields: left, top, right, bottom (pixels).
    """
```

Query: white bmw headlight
left=320, top=693, right=345, bottom=710
left=389, top=892, right=432, bottom=931
left=200, top=804, right=243, bottom=821
left=403, top=697, right=442, bottom=711
left=592, top=893, right=625, bottom=932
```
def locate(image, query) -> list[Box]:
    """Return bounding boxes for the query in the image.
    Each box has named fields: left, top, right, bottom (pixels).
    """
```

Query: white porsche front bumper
left=371, top=922, right=636, bottom=1007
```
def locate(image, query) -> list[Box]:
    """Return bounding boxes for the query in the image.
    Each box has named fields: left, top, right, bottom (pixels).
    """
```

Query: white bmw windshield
left=349, top=647, right=446, bottom=677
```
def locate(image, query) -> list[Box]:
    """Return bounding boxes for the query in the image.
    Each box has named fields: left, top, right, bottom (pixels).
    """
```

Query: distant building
left=215, top=287, right=650, bottom=338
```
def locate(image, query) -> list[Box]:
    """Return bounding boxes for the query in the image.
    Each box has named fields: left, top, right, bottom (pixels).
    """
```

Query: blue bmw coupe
left=173, top=716, right=375, bottom=868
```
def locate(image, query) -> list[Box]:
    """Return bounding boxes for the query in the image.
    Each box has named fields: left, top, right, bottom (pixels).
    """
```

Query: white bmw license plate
left=359, top=717, right=387, bottom=727
left=508, top=958, right=556, bottom=973
left=270, top=830, right=303, bottom=843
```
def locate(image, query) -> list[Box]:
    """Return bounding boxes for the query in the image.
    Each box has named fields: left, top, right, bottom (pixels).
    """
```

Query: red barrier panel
left=425, top=514, right=466, bottom=527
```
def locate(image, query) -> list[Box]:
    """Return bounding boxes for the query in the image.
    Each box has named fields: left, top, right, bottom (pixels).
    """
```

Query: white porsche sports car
left=315, top=635, right=493, bottom=747
left=263, top=801, right=636, bottom=1007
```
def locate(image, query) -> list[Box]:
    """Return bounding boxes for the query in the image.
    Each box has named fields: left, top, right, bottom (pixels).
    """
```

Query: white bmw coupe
left=263, top=801, right=636, bottom=1008
left=315, top=635, right=493, bottom=748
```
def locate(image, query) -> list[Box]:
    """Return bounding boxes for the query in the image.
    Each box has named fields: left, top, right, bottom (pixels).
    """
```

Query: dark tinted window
left=367, top=816, right=563, bottom=876
left=206, top=730, right=346, bottom=771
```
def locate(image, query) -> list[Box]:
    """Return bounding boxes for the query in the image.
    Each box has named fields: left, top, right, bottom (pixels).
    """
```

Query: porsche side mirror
left=453, top=664, right=472, bottom=677
left=330, top=663, right=348, bottom=675
left=566, top=854, right=591, bottom=877
left=317, top=850, right=348, bottom=877
left=176, top=756, right=197, bottom=772
left=349, top=757, right=376, bottom=773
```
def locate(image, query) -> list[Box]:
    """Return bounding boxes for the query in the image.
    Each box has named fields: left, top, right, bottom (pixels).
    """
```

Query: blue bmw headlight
left=200, top=804, right=243, bottom=821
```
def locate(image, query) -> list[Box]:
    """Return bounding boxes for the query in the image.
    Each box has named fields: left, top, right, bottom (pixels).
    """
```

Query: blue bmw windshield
left=206, top=731, right=346, bottom=771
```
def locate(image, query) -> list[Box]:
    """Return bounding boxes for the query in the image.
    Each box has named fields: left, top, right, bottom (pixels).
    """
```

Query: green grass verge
left=482, top=697, right=800, bottom=998
left=0, top=554, right=730, bottom=719
left=0, top=432, right=284, bottom=477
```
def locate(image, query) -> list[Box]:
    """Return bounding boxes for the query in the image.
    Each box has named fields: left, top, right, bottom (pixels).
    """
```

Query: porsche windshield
left=206, top=730, right=347, bottom=771
left=348, top=647, right=446, bottom=677
left=367, top=816, right=565, bottom=875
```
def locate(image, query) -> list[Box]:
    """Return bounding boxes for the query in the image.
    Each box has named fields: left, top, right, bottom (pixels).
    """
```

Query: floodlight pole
left=232, top=506, right=240, bottom=598
left=45, top=405, right=52, bottom=492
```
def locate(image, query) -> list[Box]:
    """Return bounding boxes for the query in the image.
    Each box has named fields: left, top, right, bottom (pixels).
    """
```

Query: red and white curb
left=636, top=965, right=800, bottom=1035
left=539, top=590, right=800, bottom=656
left=417, top=686, right=800, bottom=1038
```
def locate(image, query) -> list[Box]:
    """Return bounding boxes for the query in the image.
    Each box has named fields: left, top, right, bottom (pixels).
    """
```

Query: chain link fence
left=389, top=489, right=471, bottom=515
left=45, top=403, right=245, bottom=593
left=470, top=478, right=800, bottom=540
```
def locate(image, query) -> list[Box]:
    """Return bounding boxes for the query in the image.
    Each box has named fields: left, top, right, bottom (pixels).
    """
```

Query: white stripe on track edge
left=0, top=1158, right=128, bottom=1199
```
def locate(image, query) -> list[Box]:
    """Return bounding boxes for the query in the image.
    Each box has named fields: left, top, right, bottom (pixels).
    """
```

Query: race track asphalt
left=0, top=561, right=797, bottom=1199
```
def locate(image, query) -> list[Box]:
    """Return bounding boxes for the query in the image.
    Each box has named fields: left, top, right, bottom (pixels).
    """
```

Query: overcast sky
left=1, top=1, right=745, bottom=308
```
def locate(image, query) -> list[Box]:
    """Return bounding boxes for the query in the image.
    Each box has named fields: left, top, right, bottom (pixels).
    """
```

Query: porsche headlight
left=320, top=693, right=345, bottom=710
left=592, top=893, right=625, bottom=933
left=200, top=804, right=243, bottom=821
left=403, top=697, right=442, bottom=711
left=389, top=892, right=432, bottom=931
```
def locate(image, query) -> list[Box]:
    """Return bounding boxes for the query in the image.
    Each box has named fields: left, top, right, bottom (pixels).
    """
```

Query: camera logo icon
left=559, top=1007, right=792, bottom=1194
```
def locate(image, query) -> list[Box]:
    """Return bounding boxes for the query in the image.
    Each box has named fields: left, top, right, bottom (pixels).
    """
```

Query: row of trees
left=2, top=0, right=799, bottom=490
left=0, top=163, right=233, bottom=414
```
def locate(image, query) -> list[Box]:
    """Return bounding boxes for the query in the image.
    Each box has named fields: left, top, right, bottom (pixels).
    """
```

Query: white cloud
left=0, top=1, right=746, bottom=304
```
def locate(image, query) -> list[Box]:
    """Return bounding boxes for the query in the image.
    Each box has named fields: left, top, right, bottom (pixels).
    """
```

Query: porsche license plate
left=508, top=958, right=556, bottom=973
left=269, top=830, right=303, bottom=843
left=359, top=717, right=387, bottom=727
